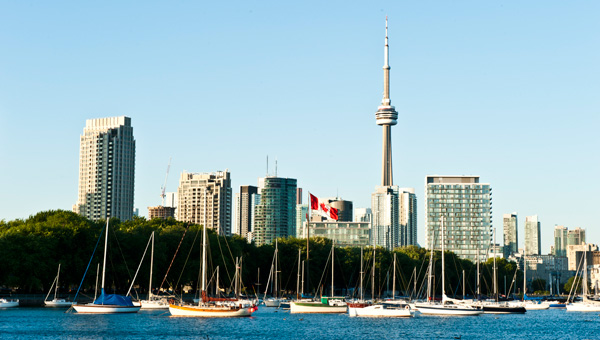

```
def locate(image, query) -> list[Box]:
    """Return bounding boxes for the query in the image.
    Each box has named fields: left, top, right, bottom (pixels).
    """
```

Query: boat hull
left=168, top=304, right=255, bottom=317
left=140, top=299, right=170, bottom=309
left=72, top=303, right=141, bottom=313
left=0, top=300, right=19, bottom=308
left=482, top=305, right=526, bottom=314
left=263, top=299, right=281, bottom=307
left=348, top=304, right=413, bottom=317
left=290, top=301, right=347, bottom=314
left=415, top=304, right=483, bottom=316
left=523, top=303, right=549, bottom=310
left=44, top=299, right=73, bottom=307
left=566, top=303, right=600, bottom=312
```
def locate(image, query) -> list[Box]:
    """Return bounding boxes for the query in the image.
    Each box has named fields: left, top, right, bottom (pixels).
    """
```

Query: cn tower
left=375, top=17, right=398, bottom=187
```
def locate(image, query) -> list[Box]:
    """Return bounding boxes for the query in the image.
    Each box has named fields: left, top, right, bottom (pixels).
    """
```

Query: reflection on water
left=0, top=307, right=599, bottom=339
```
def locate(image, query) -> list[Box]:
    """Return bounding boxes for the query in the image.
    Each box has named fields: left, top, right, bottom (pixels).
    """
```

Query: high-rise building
left=503, top=213, right=519, bottom=258
left=354, top=208, right=372, bottom=223
left=326, top=198, right=353, bottom=222
left=299, top=221, right=371, bottom=247
left=372, top=186, right=400, bottom=250
left=234, top=185, right=259, bottom=238
left=296, top=204, right=308, bottom=238
left=73, top=116, right=135, bottom=221
left=296, top=188, right=303, bottom=205
left=554, top=225, right=568, bottom=257
left=399, top=188, right=417, bottom=246
left=567, top=227, right=586, bottom=246
left=177, top=171, right=232, bottom=236
left=524, top=215, right=541, bottom=255
left=425, top=176, right=492, bottom=262
left=253, top=176, right=297, bottom=246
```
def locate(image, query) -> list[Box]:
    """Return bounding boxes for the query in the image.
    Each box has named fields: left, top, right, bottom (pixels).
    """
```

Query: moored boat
left=348, top=303, right=414, bottom=317
left=290, top=297, right=347, bottom=314
left=0, top=298, right=19, bottom=308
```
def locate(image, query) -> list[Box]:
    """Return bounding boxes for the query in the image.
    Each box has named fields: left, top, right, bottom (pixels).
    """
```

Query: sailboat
left=263, top=240, right=285, bottom=307
left=566, top=244, right=600, bottom=312
left=140, top=232, right=169, bottom=309
left=480, top=229, right=526, bottom=314
left=72, top=219, right=141, bottom=313
left=44, top=264, right=73, bottom=307
left=0, top=298, right=19, bottom=308
left=290, top=243, right=347, bottom=314
left=514, top=246, right=549, bottom=311
left=348, top=250, right=414, bottom=317
left=415, top=216, right=483, bottom=316
left=168, top=209, right=257, bottom=317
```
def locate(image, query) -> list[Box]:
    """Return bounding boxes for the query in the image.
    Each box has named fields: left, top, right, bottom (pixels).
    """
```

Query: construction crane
left=160, top=157, right=172, bottom=206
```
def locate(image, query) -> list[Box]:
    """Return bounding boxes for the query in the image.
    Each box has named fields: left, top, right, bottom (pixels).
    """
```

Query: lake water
left=1, top=307, right=599, bottom=339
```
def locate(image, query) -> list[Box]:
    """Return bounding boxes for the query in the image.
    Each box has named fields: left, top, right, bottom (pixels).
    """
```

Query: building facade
left=425, top=176, right=492, bottom=262
left=148, top=206, right=176, bottom=220
left=371, top=186, right=400, bottom=250
left=176, top=171, right=232, bottom=236
left=399, top=188, right=417, bottom=246
left=73, top=116, right=135, bottom=221
left=296, top=204, right=308, bottom=238
left=503, top=213, right=518, bottom=258
left=354, top=208, right=372, bottom=223
left=568, top=227, right=586, bottom=246
left=524, top=215, right=541, bottom=255
left=253, top=176, right=297, bottom=246
left=234, top=185, right=259, bottom=238
left=300, top=221, right=371, bottom=247
left=554, top=225, right=568, bottom=257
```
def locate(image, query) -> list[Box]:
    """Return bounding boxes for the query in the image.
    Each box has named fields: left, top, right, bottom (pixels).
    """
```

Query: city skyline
left=0, top=2, right=598, bottom=253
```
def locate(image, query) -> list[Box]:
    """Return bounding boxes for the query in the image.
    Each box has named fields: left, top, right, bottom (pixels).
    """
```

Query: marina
left=1, top=306, right=600, bottom=339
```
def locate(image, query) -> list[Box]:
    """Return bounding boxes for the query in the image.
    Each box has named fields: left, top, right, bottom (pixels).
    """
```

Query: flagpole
left=306, top=191, right=310, bottom=296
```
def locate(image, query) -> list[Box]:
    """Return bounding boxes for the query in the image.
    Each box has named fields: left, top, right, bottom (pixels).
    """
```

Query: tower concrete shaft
left=375, top=17, right=398, bottom=187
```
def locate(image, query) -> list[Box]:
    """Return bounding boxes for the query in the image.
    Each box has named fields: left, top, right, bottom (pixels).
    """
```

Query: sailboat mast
left=297, top=249, right=301, bottom=300
left=462, top=270, right=466, bottom=300
left=54, top=263, right=61, bottom=300
left=149, top=231, right=154, bottom=299
left=101, top=218, right=109, bottom=293
left=493, top=228, right=497, bottom=301
left=441, top=216, right=446, bottom=301
left=360, top=247, right=364, bottom=301
left=275, top=239, right=278, bottom=299
left=301, top=261, right=305, bottom=296
left=583, top=243, right=588, bottom=300
left=523, top=245, right=527, bottom=298
left=94, top=263, right=99, bottom=300
left=234, top=259, right=239, bottom=298
left=331, top=243, right=335, bottom=297
left=216, top=266, right=220, bottom=297
left=392, top=253, right=396, bottom=300
left=372, top=247, right=376, bottom=300
left=201, top=190, right=207, bottom=294
left=427, top=241, right=433, bottom=301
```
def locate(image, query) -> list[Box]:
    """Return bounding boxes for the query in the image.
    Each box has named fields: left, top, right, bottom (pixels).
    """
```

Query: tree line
left=0, top=210, right=564, bottom=299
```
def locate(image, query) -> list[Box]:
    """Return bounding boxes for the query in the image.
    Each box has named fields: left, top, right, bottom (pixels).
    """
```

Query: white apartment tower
left=425, top=176, right=492, bottom=262
left=177, top=171, right=232, bottom=236
left=73, top=116, right=135, bottom=221
left=399, top=188, right=417, bottom=246
left=524, top=215, right=541, bottom=255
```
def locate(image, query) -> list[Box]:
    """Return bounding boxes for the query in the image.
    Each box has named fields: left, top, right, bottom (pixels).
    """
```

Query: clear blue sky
left=1, top=1, right=598, bottom=253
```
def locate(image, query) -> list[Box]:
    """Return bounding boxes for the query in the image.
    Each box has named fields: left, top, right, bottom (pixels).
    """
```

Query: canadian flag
left=309, top=193, right=339, bottom=220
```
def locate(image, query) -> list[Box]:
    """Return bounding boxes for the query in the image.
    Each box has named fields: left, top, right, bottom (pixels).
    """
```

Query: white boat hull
left=523, top=302, right=549, bottom=310
left=415, top=303, right=483, bottom=316
left=348, top=304, right=414, bottom=317
left=168, top=304, right=256, bottom=317
left=72, top=303, right=141, bottom=313
left=0, top=299, right=19, bottom=308
left=44, top=299, right=73, bottom=307
left=140, top=299, right=170, bottom=309
left=566, top=303, right=600, bottom=312
left=290, top=301, right=347, bottom=314
left=263, top=299, right=282, bottom=307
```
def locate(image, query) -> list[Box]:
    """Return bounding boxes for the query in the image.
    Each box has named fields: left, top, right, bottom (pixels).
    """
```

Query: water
left=1, top=307, right=599, bottom=339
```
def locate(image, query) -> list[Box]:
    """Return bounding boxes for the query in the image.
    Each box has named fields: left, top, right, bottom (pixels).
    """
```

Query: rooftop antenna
left=266, top=155, right=269, bottom=177
left=275, top=158, right=278, bottom=177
